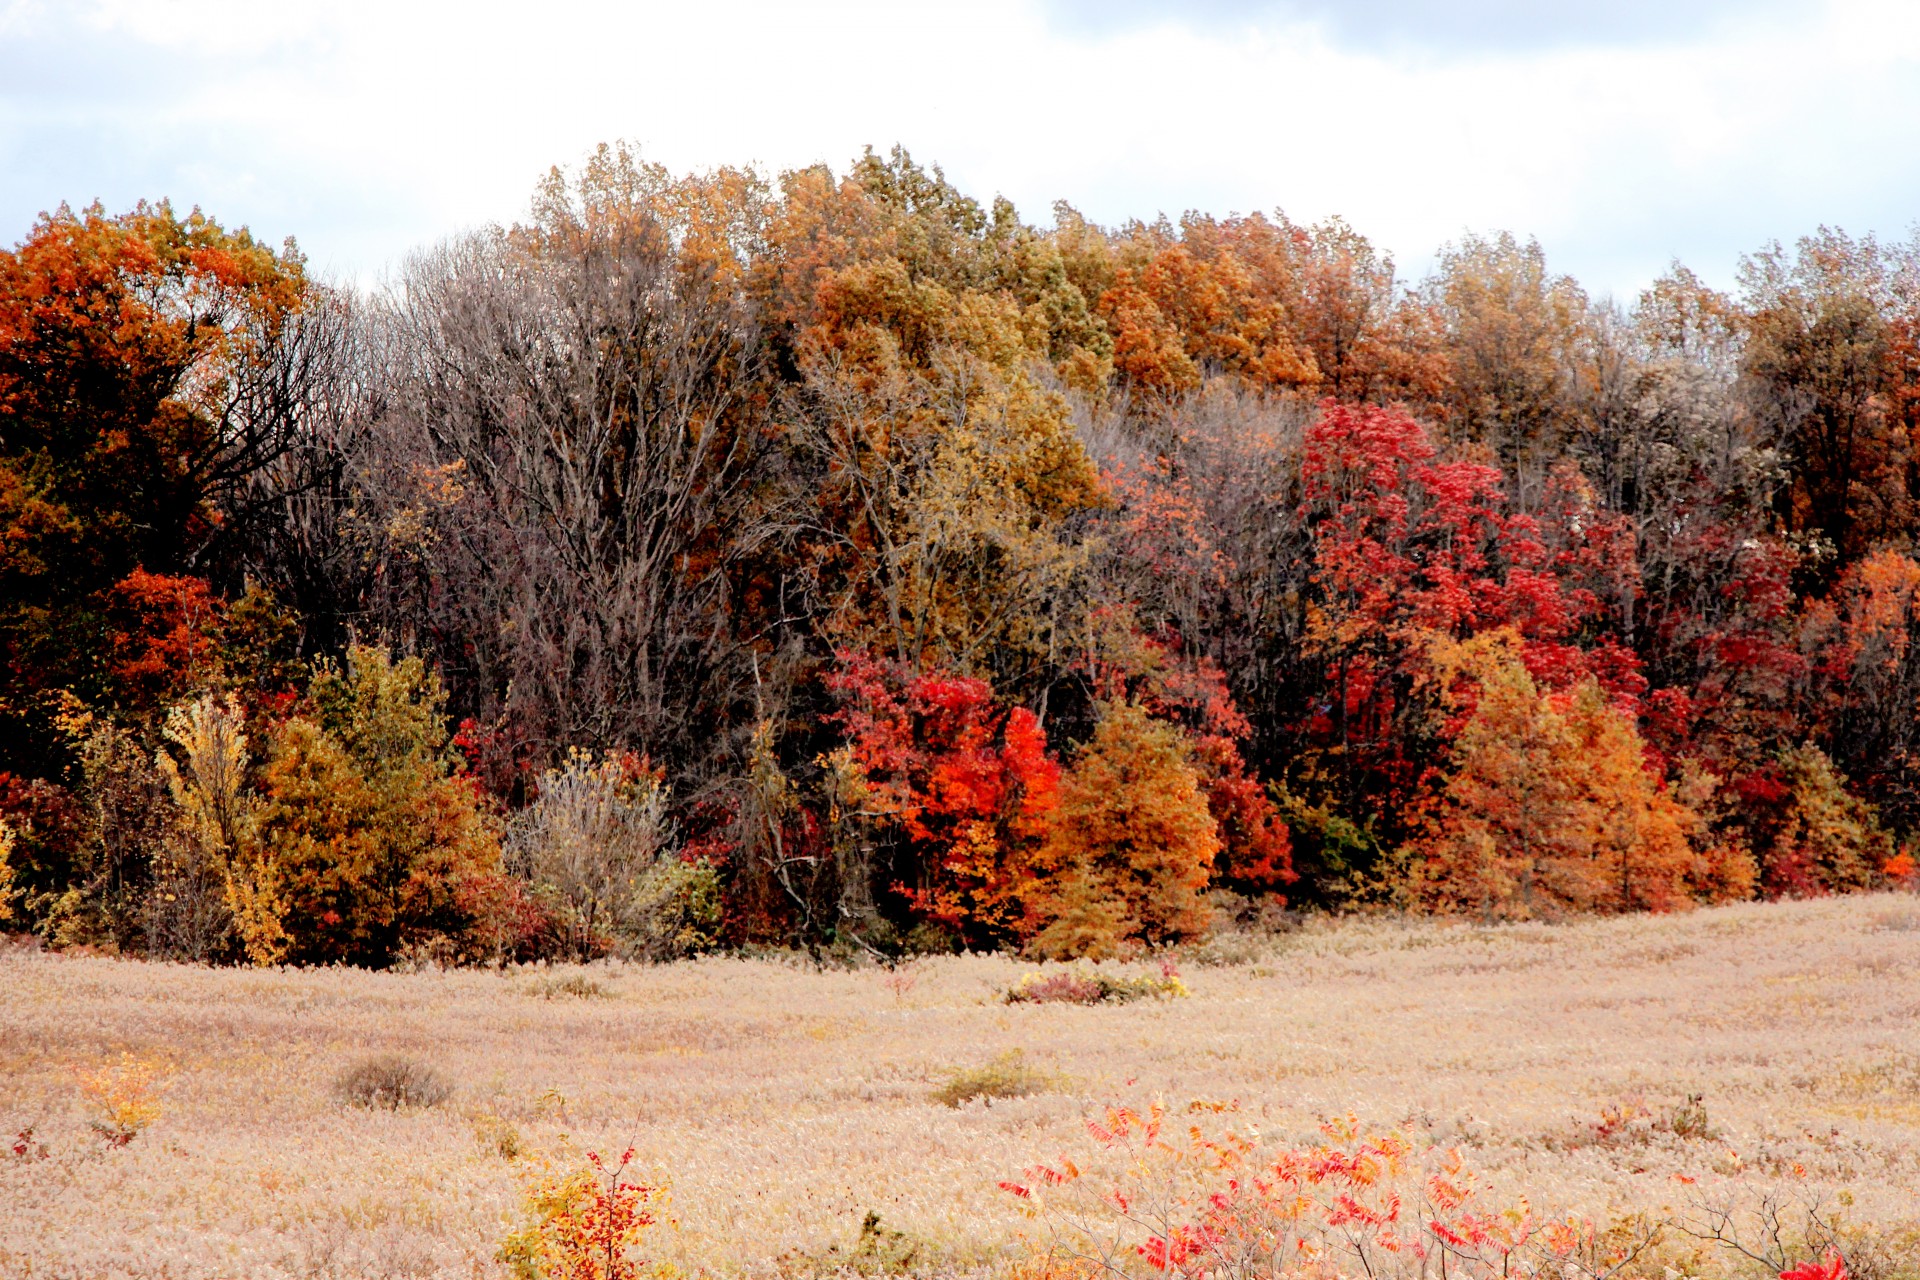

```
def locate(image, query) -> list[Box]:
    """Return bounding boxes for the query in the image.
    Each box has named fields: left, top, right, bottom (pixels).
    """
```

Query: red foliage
left=1303, top=403, right=1637, bottom=689
left=827, top=650, right=1060, bottom=941
left=104, top=569, right=224, bottom=714
left=1781, top=1251, right=1848, bottom=1280
left=1298, top=401, right=1647, bottom=823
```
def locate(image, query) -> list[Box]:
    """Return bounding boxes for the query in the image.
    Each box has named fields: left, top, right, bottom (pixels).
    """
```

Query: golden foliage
left=1400, top=632, right=1711, bottom=918
left=1027, top=703, right=1220, bottom=958
left=0, top=815, right=16, bottom=922
left=157, top=692, right=280, bottom=963
left=259, top=644, right=503, bottom=966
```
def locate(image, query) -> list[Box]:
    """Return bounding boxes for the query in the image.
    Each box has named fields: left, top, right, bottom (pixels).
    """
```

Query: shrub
left=333, top=1053, right=451, bottom=1110
left=0, top=816, right=16, bottom=925
left=1004, top=963, right=1186, bottom=1006
left=508, top=751, right=719, bottom=962
left=777, top=1211, right=926, bottom=1278
left=931, top=1049, right=1054, bottom=1108
left=75, top=1051, right=170, bottom=1148
left=1025, top=703, right=1220, bottom=960
left=499, top=1147, right=663, bottom=1280
left=155, top=693, right=266, bottom=960
left=1000, top=1107, right=1614, bottom=1280
left=825, top=651, right=1062, bottom=948
left=259, top=645, right=506, bottom=967
left=30, top=720, right=177, bottom=954
left=1748, top=744, right=1894, bottom=898
left=472, top=1111, right=527, bottom=1161
left=1668, top=1092, right=1711, bottom=1139
left=525, top=972, right=610, bottom=1000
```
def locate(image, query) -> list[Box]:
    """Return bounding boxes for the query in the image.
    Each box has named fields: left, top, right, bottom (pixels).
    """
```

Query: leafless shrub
left=508, top=752, right=719, bottom=961
left=333, top=1054, right=450, bottom=1111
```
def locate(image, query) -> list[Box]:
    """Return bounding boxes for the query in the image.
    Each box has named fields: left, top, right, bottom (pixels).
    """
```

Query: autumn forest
left=4, top=143, right=1918, bottom=968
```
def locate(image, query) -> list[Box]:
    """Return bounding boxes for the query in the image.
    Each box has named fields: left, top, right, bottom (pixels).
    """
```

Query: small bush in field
left=1005, top=963, right=1187, bottom=1006
left=472, top=1110, right=527, bottom=1161
left=777, top=1210, right=926, bottom=1278
left=932, top=1050, right=1054, bottom=1108
left=76, top=1051, right=170, bottom=1147
left=1666, top=1092, right=1711, bottom=1139
left=525, top=972, right=610, bottom=1000
left=499, top=1146, right=662, bottom=1280
left=333, top=1053, right=451, bottom=1110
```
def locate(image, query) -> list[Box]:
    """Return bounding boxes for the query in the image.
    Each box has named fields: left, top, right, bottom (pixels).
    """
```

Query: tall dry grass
left=2, top=894, right=1917, bottom=1278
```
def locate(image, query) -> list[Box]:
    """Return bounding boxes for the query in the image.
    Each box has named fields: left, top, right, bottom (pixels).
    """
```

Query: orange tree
left=0, top=201, right=308, bottom=777
left=1026, top=701, right=1220, bottom=959
left=1397, top=632, right=1731, bottom=919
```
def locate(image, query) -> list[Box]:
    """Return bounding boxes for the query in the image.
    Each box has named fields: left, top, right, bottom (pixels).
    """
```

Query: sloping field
left=3, top=894, right=1918, bottom=1279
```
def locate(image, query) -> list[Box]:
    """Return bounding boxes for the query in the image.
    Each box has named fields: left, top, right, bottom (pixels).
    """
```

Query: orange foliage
left=257, top=646, right=503, bottom=966
left=104, top=570, right=223, bottom=713
left=1401, top=633, right=1717, bottom=919
left=1026, top=703, right=1220, bottom=958
left=1097, top=215, right=1319, bottom=397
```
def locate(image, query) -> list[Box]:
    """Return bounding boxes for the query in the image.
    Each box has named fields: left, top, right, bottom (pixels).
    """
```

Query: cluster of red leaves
left=1303, top=402, right=1641, bottom=700
left=1782, top=1252, right=1849, bottom=1280
left=827, top=649, right=1059, bottom=941
left=1003, top=1106, right=1596, bottom=1280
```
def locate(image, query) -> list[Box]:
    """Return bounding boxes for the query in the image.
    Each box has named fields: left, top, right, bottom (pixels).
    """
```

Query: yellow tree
left=1425, top=232, right=1587, bottom=476
left=781, top=157, right=1107, bottom=685
left=156, top=693, right=280, bottom=963
left=258, top=645, right=502, bottom=966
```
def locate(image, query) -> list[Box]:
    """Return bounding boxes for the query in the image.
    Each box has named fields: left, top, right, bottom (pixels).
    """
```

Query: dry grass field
left=3, top=894, right=1919, bottom=1280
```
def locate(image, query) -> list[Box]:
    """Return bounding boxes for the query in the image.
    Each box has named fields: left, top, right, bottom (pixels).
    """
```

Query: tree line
left=1, top=144, right=1914, bottom=965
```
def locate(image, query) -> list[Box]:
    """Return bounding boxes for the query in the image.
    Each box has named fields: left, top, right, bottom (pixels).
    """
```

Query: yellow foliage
left=157, top=693, right=283, bottom=964
left=0, top=816, right=16, bottom=922
left=499, top=1147, right=665, bottom=1280
left=75, top=1051, right=171, bottom=1147
left=260, top=644, right=504, bottom=966
left=1763, top=743, right=1892, bottom=896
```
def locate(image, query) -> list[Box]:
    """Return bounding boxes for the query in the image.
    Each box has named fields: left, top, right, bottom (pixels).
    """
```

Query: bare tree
left=369, top=152, right=778, bottom=776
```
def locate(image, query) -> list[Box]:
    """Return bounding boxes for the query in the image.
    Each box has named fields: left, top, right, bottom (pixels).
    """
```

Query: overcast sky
left=2, top=0, right=1917, bottom=298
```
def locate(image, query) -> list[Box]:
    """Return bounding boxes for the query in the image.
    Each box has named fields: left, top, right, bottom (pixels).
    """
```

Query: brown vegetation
left=2, top=893, right=1916, bottom=1278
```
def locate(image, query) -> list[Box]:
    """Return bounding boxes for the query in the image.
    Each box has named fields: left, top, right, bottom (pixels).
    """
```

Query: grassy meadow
left=4, top=894, right=1919, bottom=1280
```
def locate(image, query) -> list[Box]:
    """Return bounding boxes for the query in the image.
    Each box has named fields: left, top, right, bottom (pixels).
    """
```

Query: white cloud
left=1, top=0, right=1916, bottom=295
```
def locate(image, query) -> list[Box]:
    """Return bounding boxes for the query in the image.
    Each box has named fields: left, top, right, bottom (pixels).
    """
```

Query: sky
left=2, top=0, right=1918, bottom=299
